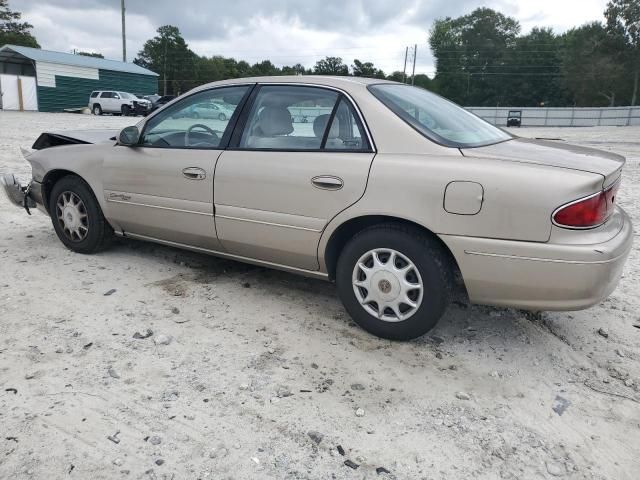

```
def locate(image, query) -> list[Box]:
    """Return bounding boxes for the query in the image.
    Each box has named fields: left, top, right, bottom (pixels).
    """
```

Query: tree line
left=2, top=0, right=638, bottom=107
left=429, top=2, right=639, bottom=107
left=130, top=25, right=434, bottom=96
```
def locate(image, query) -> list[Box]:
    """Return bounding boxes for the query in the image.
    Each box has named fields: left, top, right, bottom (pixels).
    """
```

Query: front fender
left=30, top=144, right=116, bottom=225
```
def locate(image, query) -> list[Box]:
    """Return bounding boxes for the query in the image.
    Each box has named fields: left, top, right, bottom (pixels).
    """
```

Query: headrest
left=257, top=107, right=293, bottom=136
left=313, top=114, right=340, bottom=139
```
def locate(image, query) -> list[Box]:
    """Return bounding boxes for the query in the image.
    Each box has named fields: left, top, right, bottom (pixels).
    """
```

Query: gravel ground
left=0, top=112, right=639, bottom=480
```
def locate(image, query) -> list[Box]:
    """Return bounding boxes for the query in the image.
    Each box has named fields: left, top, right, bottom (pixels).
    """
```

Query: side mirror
left=118, top=126, right=140, bottom=146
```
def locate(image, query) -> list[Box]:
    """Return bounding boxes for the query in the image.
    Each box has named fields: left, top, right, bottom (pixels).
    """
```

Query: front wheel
left=49, top=175, right=113, bottom=254
left=121, top=105, right=131, bottom=116
left=336, top=224, right=452, bottom=340
left=218, top=113, right=226, bottom=121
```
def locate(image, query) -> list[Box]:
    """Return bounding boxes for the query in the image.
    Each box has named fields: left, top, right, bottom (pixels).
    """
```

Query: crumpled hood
left=461, top=137, right=625, bottom=184
left=32, top=129, right=119, bottom=150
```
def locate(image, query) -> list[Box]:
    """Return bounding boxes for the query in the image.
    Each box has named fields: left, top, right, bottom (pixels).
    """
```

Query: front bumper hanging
left=1, top=173, right=38, bottom=215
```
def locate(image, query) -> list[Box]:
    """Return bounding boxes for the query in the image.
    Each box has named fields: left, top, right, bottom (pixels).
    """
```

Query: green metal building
left=0, top=45, right=158, bottom=112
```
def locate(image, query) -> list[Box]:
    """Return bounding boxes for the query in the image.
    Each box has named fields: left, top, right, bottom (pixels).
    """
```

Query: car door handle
left=311, top=175, right=343, bottom=190
left=182, top=167, right=206, bottom=180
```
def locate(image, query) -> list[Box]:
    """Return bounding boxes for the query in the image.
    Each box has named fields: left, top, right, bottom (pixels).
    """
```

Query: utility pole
left=121, top=0, right=126, bottom=62
left=411, top=44, right=417, bottom=85
left=402, top=47, right=408, bottom=83
left=163, top=37, right=168, bottom=95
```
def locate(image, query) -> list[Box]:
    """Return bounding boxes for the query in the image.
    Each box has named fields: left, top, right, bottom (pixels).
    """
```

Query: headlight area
left=1, top=173, right=38, bottom=214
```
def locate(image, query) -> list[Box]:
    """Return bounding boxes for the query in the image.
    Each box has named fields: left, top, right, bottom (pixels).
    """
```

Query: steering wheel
left=185, top=123, right=219, bottom=147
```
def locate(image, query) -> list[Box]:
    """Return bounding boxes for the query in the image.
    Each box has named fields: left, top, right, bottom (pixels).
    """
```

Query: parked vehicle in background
left=148, top=95, right=176, bottom=113
left=180, top=100, right=235, bottom=120
left=4, top=76, right=633, bottom=341
left=141, top=94, right=160, bottom=104
left=507, top=110, right=522, bottom=127
left=88, top=91, right=151, bottom=116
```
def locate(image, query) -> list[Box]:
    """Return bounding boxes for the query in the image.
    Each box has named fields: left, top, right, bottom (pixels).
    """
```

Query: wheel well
left=324, top=215, right=463, bottom=284
left=41, top=169, right=80, bottom=212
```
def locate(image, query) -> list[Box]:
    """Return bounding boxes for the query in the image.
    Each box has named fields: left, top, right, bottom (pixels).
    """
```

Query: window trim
left=227, top=83, right=375, bottom=154
left=367, top=83, right=513, bottom=149
left=319, top=95, right=341, bottom=149
left=136, top=84, right=256, bottom=151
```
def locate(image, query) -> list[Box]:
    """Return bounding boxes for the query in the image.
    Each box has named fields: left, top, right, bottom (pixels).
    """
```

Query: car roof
left=191, top=75, right=398, bottom=94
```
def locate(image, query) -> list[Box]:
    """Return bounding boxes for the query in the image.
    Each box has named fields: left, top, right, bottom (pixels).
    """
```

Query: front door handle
left=182, top=167, right=206, bottom=180
left=311, top=175, right=343, bottom=190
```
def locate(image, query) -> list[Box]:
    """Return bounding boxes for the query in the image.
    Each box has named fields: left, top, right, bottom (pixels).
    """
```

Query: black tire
left=336, top=224, right=452, bottom=340
left=218, top=113, right=226, bottom=121
left=121, top=105, right=131, bottom=116
left=49, top=175, right=113, bottom=254
left=92, top=104, right=102, bottom=115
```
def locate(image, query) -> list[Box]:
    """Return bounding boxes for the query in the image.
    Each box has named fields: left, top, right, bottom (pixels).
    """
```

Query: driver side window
left=141, top=86, right=250, bottom=149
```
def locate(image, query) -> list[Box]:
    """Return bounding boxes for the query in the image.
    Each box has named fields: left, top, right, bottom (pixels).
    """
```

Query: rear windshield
left=368, top=84, right=512, bottom=148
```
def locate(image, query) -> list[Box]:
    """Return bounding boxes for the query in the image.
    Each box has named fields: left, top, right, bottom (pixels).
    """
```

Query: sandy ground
left=0, top=112, right=639, bottom=480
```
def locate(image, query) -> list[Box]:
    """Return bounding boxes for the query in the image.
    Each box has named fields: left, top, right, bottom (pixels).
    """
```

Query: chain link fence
left=466, top=106, right=640, bottom=127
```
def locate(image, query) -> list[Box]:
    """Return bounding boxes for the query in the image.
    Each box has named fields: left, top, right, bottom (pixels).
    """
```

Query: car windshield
left=119, top=92, right=134, bottom=99
left=368, top=84, right=512, bottom=148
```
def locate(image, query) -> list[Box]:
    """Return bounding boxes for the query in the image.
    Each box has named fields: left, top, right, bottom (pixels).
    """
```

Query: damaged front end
left=0, top=173, right=41, bottom=215
left=32, top=129, right=118, bottom=150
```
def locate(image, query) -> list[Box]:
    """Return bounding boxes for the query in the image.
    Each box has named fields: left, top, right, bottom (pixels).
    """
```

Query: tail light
left=552, top=180, right=619, bottom=229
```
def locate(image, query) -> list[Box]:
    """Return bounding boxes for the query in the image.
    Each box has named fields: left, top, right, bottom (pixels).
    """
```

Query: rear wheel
left=92, top=104, right=102, bottom=115
left=336, top=224, right=452, bottom=340
left=218, top=113, right=227, bottom=121
left=49, top=175, right=113, bottom=254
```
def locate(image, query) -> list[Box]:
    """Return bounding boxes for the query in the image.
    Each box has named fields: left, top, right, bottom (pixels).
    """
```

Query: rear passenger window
left=90, top=92, right=99, bottom=98
left=240, top=86, right=338, bottom=150
left=238, top=86, right=369, bottom=151
left=100, top=92, right=113, bottom=98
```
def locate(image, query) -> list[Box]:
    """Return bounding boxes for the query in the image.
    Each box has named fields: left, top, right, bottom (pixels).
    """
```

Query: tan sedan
left=1, top=76, right=633, bottom=340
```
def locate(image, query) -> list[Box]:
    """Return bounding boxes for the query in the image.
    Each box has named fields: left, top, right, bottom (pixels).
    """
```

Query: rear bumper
left=0, top=174, right=46, bottom=214
left=441, top=207, right=634, bottom=310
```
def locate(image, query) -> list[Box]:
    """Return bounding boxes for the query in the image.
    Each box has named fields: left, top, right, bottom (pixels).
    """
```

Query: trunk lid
left=461, top=137, right=624, bottom=187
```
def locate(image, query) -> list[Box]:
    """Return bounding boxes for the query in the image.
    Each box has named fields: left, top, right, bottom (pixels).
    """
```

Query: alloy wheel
left=55, top=191, right=89, bottom=242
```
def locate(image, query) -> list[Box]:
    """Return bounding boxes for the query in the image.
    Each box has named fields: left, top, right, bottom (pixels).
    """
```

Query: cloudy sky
left=15, top=0, right=609, bottom=75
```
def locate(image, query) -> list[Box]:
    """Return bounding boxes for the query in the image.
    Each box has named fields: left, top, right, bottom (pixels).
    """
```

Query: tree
left=561, top=22, right=627, bottom=106
left=313, top=56, right=348, bottom=75
left=430, top=8, right=521, bottom=105
left=76, top=51, right=104, bottom=58
left=135, top=25, right=197, bottom=95
left=412, top=74, right=433, bottom=90
left=352, top=59, right=385, bottom=78
left=508, top=28, right=567, bottom=106
left=249, top=60, right=280, bottom=76
left=0, top=0, right=39, bottom=48
left=605, top=0, right=640, bottom=105
left=386, top=71, right=405, bottom=82
left=194, top=55, right=230, bottom=83
left=281, top=63, right=307, bottom=75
